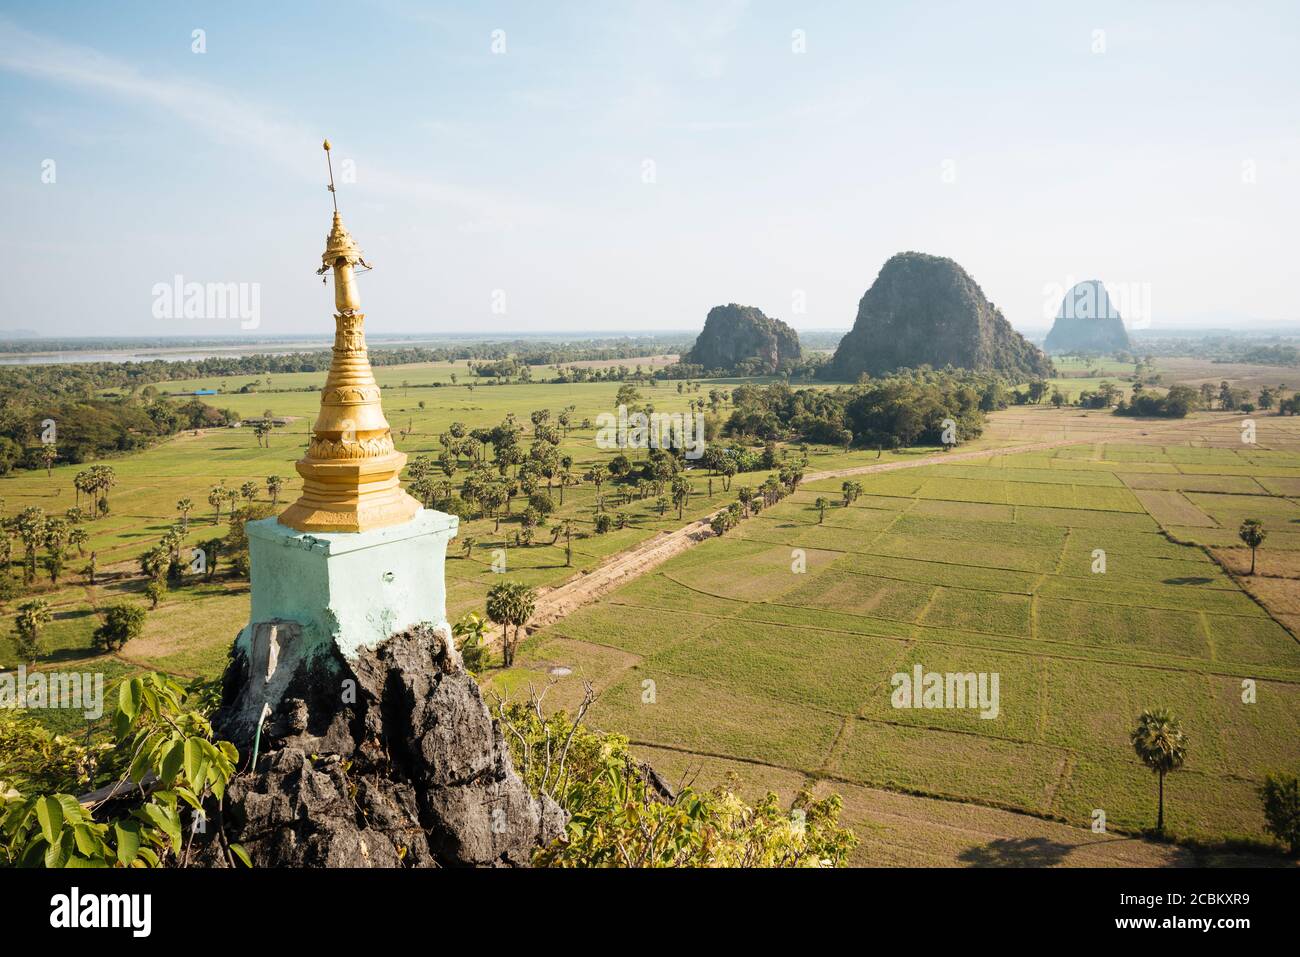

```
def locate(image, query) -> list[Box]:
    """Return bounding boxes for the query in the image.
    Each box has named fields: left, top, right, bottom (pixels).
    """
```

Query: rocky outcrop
left=684, top=304, right=801, bottom=374
left=829, top=252, right=1052, bottom=382
left=1043, top=280, right=1131, bottom=354
left=197, top=623, right=564, bottom=867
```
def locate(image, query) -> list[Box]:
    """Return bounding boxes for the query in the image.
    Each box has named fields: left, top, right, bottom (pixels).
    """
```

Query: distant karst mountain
left=1043, top=280, right=1131, bottom=354
left=684, top=304, right=801, bottom=374
left=829, top=252, right=1052, bottom=382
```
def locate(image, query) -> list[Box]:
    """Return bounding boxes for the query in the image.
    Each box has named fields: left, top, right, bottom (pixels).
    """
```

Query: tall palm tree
left=208, top=484, right=226, bottom=525
left=671, top=475, right=692, bottom=520
left=1131, top=708, right=1188, bottom=832
left=585, top=464, right=608, bottom=511
left=266, top=475, right=284, bottom=505
left=15, top=506, right=47, bottom=585
left=560, top=519, right=575, bottom=566
left=815, top=497, right=829, bottom=523
left=486, top=579, right=537, bottom=668
left=14, top=599, right=52, bottom=665
left=1238, top=519, right=1267, bottom=575
left=0, top=528, right=14, bottom=580
left=90, top=465, right=116, bottom=515
left=176, top=498, right=194, bottom=534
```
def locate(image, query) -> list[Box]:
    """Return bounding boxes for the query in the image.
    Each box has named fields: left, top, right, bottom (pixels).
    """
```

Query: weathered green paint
left=236, top=508, right=459, bottom=662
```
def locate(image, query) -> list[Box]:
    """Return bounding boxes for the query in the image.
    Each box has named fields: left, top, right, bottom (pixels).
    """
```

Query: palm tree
left=670, top=475, right=692, bottom=520
left=1238, top=519, right=1267, bottom=575
left=815, top=497, right=830, bottom=523
left=266, top=475, right=284, bottom=505
left=176, top=498, right=194, bottom=534
left=720, top=460, right=737, bottom=491
left=0, top=528, right=13, bottom=580
left=1130, top=708, right=1188, bottom=832
left=841, top=480, right=861, bottom=506
left=560, top=519, right=575, bottom=566
left=461, top=535, right=477, bottom=559
left=73, top=470, right=89, bottom=511
left=240, top=482, right=259, bottom=506
left=43, top=520, right=68, bottom=583
left=40, top=444, right=57, bottom=477
left=208, top=484, right=225, bottom=525
left=585, top=464, right=608, bottom=511
left=91, top=465, right=116, bottom=515
left=15, top=506, right=47, bottom=585
left=14, top=599, right=52, bottom=665
left=481, top=485, right=507, bottom=532
left=485, top=579, right=537, bottom=668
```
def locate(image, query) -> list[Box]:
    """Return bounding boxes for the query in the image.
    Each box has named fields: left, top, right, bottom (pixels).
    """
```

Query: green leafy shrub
left=495, top=696, right=857, bottom=868
left=92, top=602, right=147, bottom=652
left=1259, top=772, right=1300, bottom=856
left=0, top=674, right=247, bottom=868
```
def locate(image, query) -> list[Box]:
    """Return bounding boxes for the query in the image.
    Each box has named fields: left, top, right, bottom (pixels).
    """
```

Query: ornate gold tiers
left=278, top=194, right=422, bottom=533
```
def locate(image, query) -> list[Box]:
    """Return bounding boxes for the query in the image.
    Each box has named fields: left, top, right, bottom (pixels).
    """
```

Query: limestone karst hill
left=829, top=252, right=1053, bottom=381
left=1043, top=279, right=1132, bottom=354
left=683, top=303, right=801, bottom=374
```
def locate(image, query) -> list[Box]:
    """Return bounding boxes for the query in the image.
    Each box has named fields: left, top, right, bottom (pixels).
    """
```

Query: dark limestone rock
left=829, top=252, right=1052, bottom=382
left=199, top=623, right=564, bottom=868
left=684, top=304, right=801, bottom=374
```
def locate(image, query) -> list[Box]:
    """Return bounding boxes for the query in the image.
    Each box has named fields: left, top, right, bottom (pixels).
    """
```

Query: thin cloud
left=0, top=16, right=552, bottom=228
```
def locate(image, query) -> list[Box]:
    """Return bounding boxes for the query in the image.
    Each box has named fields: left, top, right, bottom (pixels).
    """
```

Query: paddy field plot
left=503, top=412, right=1300, bottom=856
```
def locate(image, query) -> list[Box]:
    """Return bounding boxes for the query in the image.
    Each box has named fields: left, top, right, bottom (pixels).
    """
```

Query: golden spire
left=277, top=140, right=422, bottom=533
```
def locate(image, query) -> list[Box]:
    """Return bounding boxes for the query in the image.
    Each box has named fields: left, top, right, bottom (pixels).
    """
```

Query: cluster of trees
left=708, top=461, right=807, bottom=537
left=1114, top=385, right=1200, bottom=418
left=2, top=469, right=284, bottom=663
left=667, top=354, right=831, bottom=382
left=0, top=336, right=692, bottom=395
left=1046, top=378, right=1295, bottom=420
left=1, top=480, right=105, bottom=608
left=1234, top=344, right=1300, bottom=366
left=720, top=369, right=997, bottom=450
left=0, top=389, right=235, bottom=475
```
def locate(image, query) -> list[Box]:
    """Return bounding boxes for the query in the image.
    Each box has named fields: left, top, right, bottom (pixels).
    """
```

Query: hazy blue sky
left=2, top=1, right=1297, bottom=338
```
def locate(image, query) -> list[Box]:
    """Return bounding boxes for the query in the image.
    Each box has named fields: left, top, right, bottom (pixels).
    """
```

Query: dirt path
left=519, top=414, right=1218, bottom=640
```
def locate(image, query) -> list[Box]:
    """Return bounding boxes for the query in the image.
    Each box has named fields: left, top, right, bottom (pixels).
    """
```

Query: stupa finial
left=277, top=139, right=421, bottom=533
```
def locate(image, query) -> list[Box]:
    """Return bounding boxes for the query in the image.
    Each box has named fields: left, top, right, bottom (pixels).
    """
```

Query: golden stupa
left=277, top=140, right=423, bottom=534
